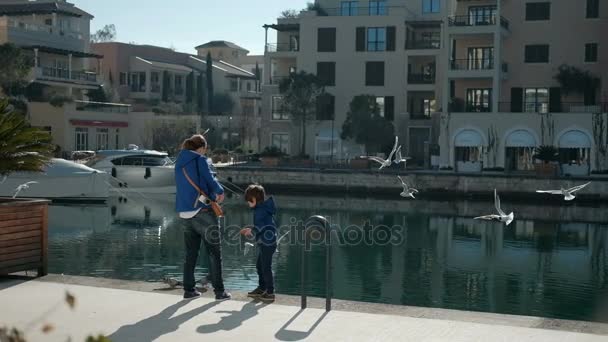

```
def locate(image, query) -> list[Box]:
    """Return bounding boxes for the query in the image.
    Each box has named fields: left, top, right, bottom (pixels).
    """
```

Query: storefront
left=505, top=130, right=536, bottom=172
left=454, top=129, right=484, bottom=172
left=558, top=130, right=591, bottom=176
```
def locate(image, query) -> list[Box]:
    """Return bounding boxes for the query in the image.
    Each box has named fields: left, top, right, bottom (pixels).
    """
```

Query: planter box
left=534, top=162, right=557, bottom=177
left=350, top=159, right=370, bottom=169
left=286, top=159, right=314, bottom=168
left=260, top=157, right=280, bottom=167
left=0, top=199, right=50, bottom=277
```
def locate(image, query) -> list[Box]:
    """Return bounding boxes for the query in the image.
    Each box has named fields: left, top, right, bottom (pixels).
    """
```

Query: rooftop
left=195, top=40, right=249, bottom=53
left=0, top=0, right=92, bottom=18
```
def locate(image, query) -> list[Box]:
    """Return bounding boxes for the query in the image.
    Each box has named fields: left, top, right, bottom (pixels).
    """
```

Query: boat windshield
left=110, top=154, right=174, bottom=167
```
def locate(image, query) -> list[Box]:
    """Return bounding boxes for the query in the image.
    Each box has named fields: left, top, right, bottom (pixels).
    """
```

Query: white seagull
left=12, top=181, right=38, bottom=199
left=361, top=136, right=399, bottom=170
left=536, top=182, right=591, bottom=201
left=474, top=189, right=514, bottom=226
left=243, top=242, right=254, bottom=256
left=393, top=146, right=411, bottom=166
left=397, top=176, right=418, bottom=199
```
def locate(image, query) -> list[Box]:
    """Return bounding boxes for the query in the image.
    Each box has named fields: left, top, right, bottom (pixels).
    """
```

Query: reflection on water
left=48, top=194, right=608, bottom=322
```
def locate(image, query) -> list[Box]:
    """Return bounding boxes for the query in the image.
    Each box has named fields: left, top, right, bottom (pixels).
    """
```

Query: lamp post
left=330, top=115, right=335, bottom=166
left=228, top=116, right=233, bottom=150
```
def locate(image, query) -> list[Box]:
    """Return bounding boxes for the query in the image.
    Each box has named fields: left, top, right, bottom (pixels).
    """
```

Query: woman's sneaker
left=260, top=292, right=275, bottom=302
left=183, top=290, right=202, bottom=300
left=247, top=288, right=265, bottom=298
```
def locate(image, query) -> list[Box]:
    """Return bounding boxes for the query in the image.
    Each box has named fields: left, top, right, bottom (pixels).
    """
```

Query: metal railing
left=75, top=100, right=130, bottom=113
left=40, top=67, right=97, bottom=83
left=269, top=76, right=291, bottom=85
left=448, top=15, right=510, bottom=30
left=410, top=113, right=432, bottom=120
left=4, top=18, right=84, bottom=40
left=408, top=73, right=435, bottom=84
left=266, top=43, right=299, bottom=52
left=405, top=40, right=441, bottom=50
left=301, top=215, right=333, bottom=312
left=497, top=102, right=608, bottom=113
left=450, top=58, right=494, bottom=70
left=320, top=6, right=396, bottom=16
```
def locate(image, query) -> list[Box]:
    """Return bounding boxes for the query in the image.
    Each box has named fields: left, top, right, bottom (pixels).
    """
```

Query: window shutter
left=510, top=87, right=523, bottom=112
left=356, top=27, right=366, bottom=51
left=386, top=26, right=396, bottom=51
left=385, top=96, right=395, bottom=121
left=549, top=87, right=562, bottom=112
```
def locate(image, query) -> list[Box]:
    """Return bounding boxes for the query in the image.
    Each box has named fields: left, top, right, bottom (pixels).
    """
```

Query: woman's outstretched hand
left=240, top=227, right=253, bottom=238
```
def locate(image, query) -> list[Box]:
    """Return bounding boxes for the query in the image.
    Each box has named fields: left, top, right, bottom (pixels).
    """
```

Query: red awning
left=70, top=119, right=128, bottom=128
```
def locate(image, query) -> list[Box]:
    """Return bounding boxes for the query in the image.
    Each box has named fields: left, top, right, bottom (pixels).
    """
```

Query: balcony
left=498, top=102, right=608, bottom=114
left=318, top=6, right=398, bottom=16
left=405, top=40, right=441, bottom=50
left=35, top=67, right=99, bottom=86
left=447, top=15, right=510, bottom=35
left=408, top=73, right=435, bottom=84
left=448, top=59, right=495, bottom=78
left=266, top=43, right=299, bottom=53
left=0, top=17, right=86, bottom=52
left=75, top=100, right=130, bottom=114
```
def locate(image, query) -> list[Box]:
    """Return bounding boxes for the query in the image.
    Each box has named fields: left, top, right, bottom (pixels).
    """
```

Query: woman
left=174, top=134, right=230, bottom=301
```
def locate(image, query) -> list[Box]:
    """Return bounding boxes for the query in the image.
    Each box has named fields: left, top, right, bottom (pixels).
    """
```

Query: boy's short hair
left=245, top=184, right=265, bottom=203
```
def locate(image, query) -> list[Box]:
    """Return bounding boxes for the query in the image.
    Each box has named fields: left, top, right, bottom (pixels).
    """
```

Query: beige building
left=262, top=0, right=606, bottom=173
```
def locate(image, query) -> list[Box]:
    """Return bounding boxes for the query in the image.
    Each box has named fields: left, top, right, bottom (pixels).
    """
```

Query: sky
left=73, top=0, right=308, bottom=56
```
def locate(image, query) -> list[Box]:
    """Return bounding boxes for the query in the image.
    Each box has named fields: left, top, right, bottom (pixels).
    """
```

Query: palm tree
left=0, top=99, right=54, bottom=176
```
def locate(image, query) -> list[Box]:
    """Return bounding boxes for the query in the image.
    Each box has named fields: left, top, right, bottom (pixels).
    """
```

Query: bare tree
left=91, top=24, right=117, bottom=43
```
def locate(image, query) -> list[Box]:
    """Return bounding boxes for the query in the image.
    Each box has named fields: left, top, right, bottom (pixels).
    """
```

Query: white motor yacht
left=0, top=158, right=109, bottom=201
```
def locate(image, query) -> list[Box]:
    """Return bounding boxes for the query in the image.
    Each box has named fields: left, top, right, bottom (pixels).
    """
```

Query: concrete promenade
left=1, top=275, right=608, bottom=341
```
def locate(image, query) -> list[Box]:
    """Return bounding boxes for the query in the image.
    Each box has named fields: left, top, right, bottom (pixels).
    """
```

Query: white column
left=34, top=48, right=39, bottom=67
left=145, top=69, right=151, bottom=97
left=68, top=53, right=73, bottom=96
left=492, top=1, right=502, bottom=113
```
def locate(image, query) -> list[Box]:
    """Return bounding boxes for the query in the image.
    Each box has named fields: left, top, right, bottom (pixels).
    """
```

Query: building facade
left=262, top=0, right=606, bottom=174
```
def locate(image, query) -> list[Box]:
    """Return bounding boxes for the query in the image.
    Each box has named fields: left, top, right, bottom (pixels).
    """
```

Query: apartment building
left=262, top=0, right=606, bottom=173
left=93, top=41, right=262, bottom=151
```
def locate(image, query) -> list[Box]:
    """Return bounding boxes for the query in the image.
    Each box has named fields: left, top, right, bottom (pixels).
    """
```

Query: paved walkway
left=1, top=277, right=607, bottom=342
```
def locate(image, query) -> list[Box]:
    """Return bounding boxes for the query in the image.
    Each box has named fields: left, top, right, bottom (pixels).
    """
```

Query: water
left=48, top=194, right=608, bottom=323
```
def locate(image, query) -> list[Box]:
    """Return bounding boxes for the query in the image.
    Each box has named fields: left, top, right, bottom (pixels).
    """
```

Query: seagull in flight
left=474, top=189, right=514, bottom=226
left=536, top=182, right=591, bottom=201
left=393, top=146, right=411, bottom=166
left=12, top=181, right=38, bottom=199
left=243, top=242, right=254, bottom=256
left=361, top=136, right=399, bottom=170
left=397, top=176, right=418, bottom=199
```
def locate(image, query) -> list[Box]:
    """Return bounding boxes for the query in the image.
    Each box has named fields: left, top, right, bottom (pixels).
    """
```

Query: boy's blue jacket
left=174, top=149, right=224, bottom=213
left=252, top=197, right=277, bottom=245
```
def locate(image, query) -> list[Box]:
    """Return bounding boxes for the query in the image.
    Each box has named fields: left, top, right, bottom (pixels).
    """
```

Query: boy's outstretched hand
left=240, top=227, right=253, bottom=238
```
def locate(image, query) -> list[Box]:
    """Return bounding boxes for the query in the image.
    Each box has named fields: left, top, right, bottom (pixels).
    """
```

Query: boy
left=240, top=184, right=277, bottom=302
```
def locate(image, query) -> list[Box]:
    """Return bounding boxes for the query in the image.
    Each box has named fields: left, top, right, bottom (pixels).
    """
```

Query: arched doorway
left=505, top=130, right=536, bottom=172
left=454, top=129, right=484, bottom=172
left=558, top=130, right=591, bottom=176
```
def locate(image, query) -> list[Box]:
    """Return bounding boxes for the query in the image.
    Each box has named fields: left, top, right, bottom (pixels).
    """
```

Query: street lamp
left=228, top=116, right=233, bottom=150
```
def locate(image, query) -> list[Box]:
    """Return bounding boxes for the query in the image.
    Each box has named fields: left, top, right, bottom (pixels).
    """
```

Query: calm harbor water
left=48, top=193, right=608, bottom=323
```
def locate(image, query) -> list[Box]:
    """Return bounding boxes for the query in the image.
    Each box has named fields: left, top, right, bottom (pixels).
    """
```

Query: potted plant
left=0, top=99, right=54, bottom=277
left=260, top=146, right=285, bottom=167
left=533, top=145, right=559, bottom=177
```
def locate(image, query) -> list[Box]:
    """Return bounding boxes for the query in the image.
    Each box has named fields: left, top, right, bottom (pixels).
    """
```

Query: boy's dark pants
left=181, top=211, right=225, bottom=294
left=256, top=244, right=276, bottom=294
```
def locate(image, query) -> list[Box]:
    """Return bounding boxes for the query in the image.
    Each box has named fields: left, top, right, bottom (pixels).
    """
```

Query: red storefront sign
left=69, top=119, right=128, bottom=128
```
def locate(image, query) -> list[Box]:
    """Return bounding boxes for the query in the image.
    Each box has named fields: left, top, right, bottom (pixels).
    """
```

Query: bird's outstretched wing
left=474, top=214, right=500, bottom=221
left=397, top=175, right=408, bottom=188
left=536, top=190, right=562, bottom=194
left=387, top=136, right=399, bottom=161
left=360, top=156, right=386, bottom=165
left=567, top=182, right=591, bottom=193
left=494, top=189, right=506, bottom=216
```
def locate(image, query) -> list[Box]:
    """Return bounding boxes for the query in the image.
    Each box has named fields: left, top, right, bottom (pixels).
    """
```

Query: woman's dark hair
left=245, top=184, right=265, bottom=204
left=182, top=134, right=207, bottom=151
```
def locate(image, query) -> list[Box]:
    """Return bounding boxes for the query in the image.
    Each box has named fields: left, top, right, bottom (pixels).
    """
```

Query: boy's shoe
left=259, top=292, right=275, bottom=302
left=215, top=291, right=232, bottom=301
left=183, top=290, right=202, bottom=300
left=247, top=288, right=265, bottom=298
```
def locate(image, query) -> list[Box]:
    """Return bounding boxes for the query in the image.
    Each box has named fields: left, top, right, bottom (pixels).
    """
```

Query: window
left=317, top=28, right=337, bottom=52
left=119, top=72, right=127, bottom=85
left=247, top=82, right=252, bottom=91
left=369, top=0, right=387, bottom=15
left=142, top=155, right=172, bottom=166
left=317, top=62, right=336, bottom=86
left=340, top=1, right=358, bottom=16
left=44, top=18, right=52, bottom=26
left=272, top=96, right=289, bottom=120
left=230, top=79, right=238, bottom=91
left=96, top=128, right=109, bottom=150
left=525, top=2, right=551, bottom=21
left=365, top=61, right=385, bottom=86
left=421, top=32, right=441, bottom=48
left=422, top=0, right=440, bottom=13
left=585, top=43, right=598, bottom=62
left=175, top=75, right=184, bottom=95
left=151, top=72, right=160, bottom=92
left=376, top=96, right=394, bottom=120
left=316, top=94, right=335, bottom=120
left=367, top=27, right=386, bottom=51
left=467, top=47, right=494, bottom=69
left=466, top=88, right=492, bottom=112
left=75, top=127, right=89, bottom=151
left=524, top=88, right=549, bottom=113
left=130, top=72, right=146, bottom=92
left=525, top=45, right=549, bottom=63
left=468, top=6, right=496, bottom=25
left=271, top=133, right=290, bottom=154
left=587, top=0, right=599, bottom=18
left=376, top=97, right=385, bottom=117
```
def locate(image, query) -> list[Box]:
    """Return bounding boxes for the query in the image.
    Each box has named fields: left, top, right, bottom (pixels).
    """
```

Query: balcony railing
left=450, top=59, right=494, bottom=71
left=405, top=40, right=441, bottom=50
left=75, top=100, right=130, bottom=114
left=498, top=102, right=608, bottom=113
left=266, top=43, right=299, bottom=52
left=3, top=18, right=84, bottom=40
left=410, top=113, right=432, bottom=120
left=408, top=73, right=435, bottom=84
left=39, top=67, right=97, bottom=83
left=269, top=76, right=291, bottom=85
left=320, top=6, right=397, bottom=16
left=448, top=15, right=510, bottom=30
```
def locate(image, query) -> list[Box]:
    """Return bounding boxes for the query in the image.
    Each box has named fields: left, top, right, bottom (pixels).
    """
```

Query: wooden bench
left=0, top=199, right=50, bottom=277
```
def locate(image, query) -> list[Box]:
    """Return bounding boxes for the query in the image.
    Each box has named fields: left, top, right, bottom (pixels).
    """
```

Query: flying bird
left=12, top=181, right=38, bottom=199
left=536, top=182, right=591, bottom=201
left=397, top=176, right=418, bottom=199
left=393, top=146, right=411, bottom=166
left=361, top=136, right=399, bottom=170
left=474, top=189, right=514, bottom=226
